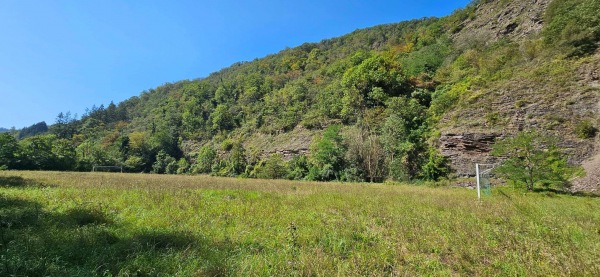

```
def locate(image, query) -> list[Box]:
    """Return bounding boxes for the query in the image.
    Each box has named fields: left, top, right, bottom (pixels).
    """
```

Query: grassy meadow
left=0, top=171, right=598, bottom=276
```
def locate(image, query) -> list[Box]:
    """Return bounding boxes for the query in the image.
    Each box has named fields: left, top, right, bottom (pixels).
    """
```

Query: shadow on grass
left=497, top=189, right=512, bottom=200
left=0, top=193, right=235, bottom=276
left=532, top=187, right=600, bottom=198
left=0, top=176, right=55, bottom=188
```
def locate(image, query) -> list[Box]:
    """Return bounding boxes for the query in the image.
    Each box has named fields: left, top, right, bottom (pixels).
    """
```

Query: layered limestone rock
left=439, top=132, right=503, bottom=177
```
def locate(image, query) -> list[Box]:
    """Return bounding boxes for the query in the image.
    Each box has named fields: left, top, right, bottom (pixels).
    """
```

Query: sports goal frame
left=475, top=163, right=496, bottom=199
left=92, top=165, right=123, bottom=173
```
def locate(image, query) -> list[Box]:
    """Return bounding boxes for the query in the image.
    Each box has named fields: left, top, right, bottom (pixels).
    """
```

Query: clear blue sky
left=0, top=0, right=470, bottom=129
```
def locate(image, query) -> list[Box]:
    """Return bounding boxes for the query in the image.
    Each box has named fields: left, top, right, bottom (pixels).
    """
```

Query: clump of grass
left=575, top=119, right=598, bottom=139
left=65, top=205, right=111, bottom=226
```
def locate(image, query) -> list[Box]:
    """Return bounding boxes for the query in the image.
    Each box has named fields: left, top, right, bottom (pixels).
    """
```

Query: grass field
left=0, top=171, right=598, bottom=276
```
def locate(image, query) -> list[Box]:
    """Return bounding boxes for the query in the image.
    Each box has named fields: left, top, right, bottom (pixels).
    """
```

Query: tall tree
left=18, top=134, right=56, bottom=170
left=18, top=122, right=48, bottom=139
left=381, top=97, right=428, bottom=180
left=193, top=145, right=217, bottom=174
left=308, top=125, right=346, bottom=181
left=51, top=112, right=77, bottom=139
left=0, top=133, right=19, bottom=169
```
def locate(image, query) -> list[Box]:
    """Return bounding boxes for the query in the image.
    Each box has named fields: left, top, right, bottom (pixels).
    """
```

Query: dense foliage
left=1, top=0, right=598, bottom=183
left=17, top=121, right=48, bottom=139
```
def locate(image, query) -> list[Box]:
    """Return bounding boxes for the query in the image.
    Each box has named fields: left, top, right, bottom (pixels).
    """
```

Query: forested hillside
left=1, top=0, right=599, bottom=187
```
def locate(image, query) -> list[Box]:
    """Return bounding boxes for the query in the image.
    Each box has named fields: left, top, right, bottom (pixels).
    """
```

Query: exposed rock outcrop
left=264, top=148, right=309, bottom=160
left=439, top=132, right=503, bottom=177
left=453, top=0, right=550, bottom=49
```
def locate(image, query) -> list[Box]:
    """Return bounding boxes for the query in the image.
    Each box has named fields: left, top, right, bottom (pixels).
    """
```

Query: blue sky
left=0, top=0, right=470, bottom=129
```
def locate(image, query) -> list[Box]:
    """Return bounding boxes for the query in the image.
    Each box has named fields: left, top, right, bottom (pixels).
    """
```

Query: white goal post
left=476, top=163, right=496, bottom=199
left=92, top=165, right=123, bottom=173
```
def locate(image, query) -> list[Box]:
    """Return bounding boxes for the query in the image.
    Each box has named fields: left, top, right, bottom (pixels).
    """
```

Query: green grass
left=0, top=171, right=599, bottom=276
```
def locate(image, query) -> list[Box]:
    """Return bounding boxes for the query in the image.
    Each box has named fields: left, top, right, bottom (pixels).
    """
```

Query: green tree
left=152, top=150, right=176, bottom=174
left=51, top=111, right=77, bottom=139
left=381, top=97, right=428, bottom=180
left=193, top=145, right=217, bottom=174
left=341, top=54, right=409, bottom=120
left=0, top=133, right=19, bottom=169
left=124, top=156, right=145, bottom=172
left=176, top=158, right=190, bottom=174
left=492, top=131, right=574, bottom=191
left=307, top=125, right=346, bottom=181
left=227, top=142, right=247, bottom=176
left=18, top=134, right=57, bottom=170
left=286, top=155, right=310, bottom=180
left=165, top=159, right=179, bottom=174
left=51, top=138, right=76, bottom=171
left=420, top=149, right=450, bottom=181
left=211, top=104, right=234, bottom=132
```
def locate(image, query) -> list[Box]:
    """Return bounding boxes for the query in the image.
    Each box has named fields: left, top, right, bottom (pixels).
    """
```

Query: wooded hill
left=2, top=0, right=599, bottom=186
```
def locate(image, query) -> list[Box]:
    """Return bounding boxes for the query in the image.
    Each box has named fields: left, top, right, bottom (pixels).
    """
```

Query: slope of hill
left=2, top=0, right=599, bottom=190
left=437, top=0, right=600, bottom=176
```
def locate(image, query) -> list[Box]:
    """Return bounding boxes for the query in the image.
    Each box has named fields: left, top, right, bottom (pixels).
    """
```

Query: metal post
left=476, top=163, right=481, bottom=200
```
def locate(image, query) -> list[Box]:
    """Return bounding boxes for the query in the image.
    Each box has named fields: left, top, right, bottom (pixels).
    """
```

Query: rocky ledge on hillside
left=439, top=132, right=503, bottom=177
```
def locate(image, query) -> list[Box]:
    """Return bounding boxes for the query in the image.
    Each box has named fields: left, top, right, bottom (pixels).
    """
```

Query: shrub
left=485, top=112, right=500, bottom=125
left=421, top=149, right=451, bottom=181
left=286, top=155, right=309, bottom=180
left=152, top=150, right=176, bottom=174
left=176, top=158, right=190, bottom=174
left=254, top=154, right=287, bottom=179
left=124, top=156, right=145, bottom=172
left=165, top=159, right=178, bottom=174
left=575, top=120, right=598, bottom=139
left=221, top=139, right=234, bottom=151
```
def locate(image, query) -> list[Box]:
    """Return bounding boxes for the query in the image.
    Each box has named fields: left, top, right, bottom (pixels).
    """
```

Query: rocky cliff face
left=438, top=0, right=600, bottom=186
left=571, top=53, right=600, bottom=192
left=439, top=132, right=503, bottom=176
left=453, top=0, right=550, bottom=49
